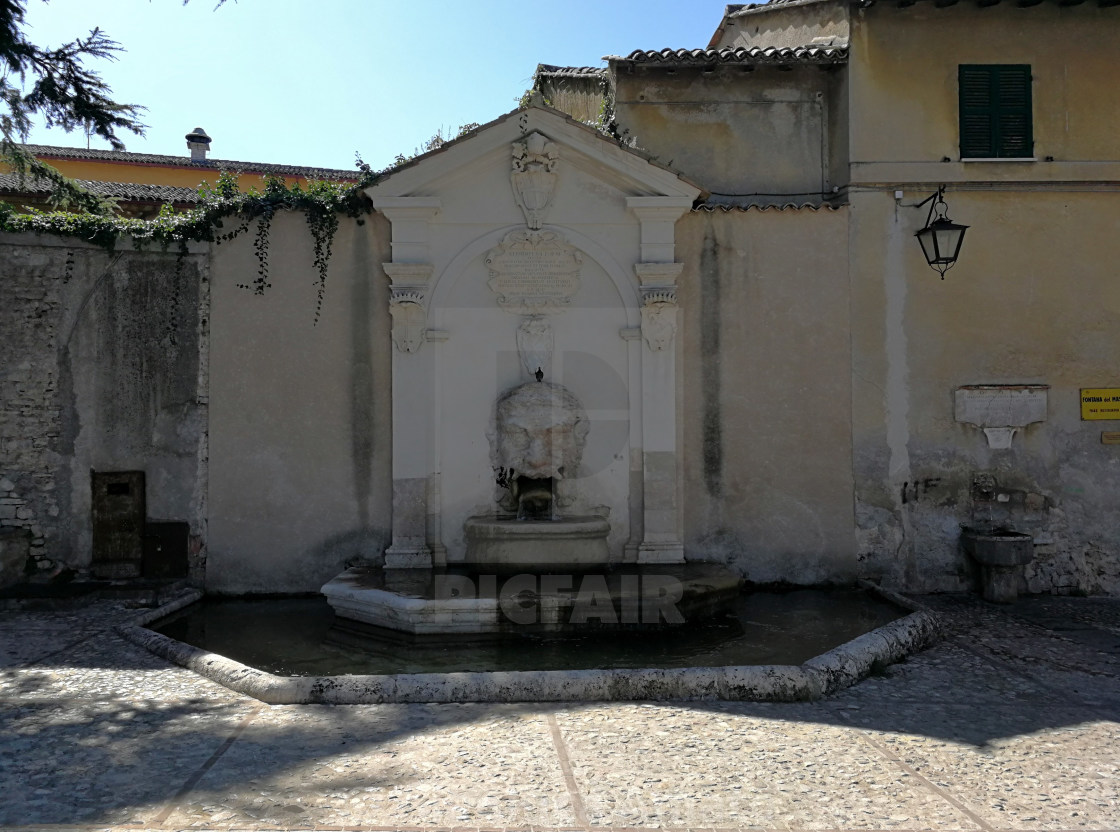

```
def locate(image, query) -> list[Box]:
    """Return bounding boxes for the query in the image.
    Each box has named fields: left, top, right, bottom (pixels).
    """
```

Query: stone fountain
left=321, top=373, right=740, bottom=634
left=320, top=119, right=740, bottom=634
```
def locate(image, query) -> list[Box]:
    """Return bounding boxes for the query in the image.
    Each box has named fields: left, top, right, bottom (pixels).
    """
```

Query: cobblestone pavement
left=1, top=593, right=1118, bottom=832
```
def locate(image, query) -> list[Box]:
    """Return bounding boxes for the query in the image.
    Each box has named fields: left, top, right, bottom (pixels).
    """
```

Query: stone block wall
left=0, top=243, right=65, bottom=575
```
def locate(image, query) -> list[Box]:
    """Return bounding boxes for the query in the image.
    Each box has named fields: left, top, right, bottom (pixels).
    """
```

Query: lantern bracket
left=912, top=185, right=969, bottom=278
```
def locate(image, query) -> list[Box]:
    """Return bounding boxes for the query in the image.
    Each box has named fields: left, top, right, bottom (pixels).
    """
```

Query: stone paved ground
left=1, top=593, right=1118, bottom=832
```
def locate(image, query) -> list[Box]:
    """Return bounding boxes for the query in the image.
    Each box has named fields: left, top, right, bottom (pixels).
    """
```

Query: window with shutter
left=958, top=65, right=1033, bottom=158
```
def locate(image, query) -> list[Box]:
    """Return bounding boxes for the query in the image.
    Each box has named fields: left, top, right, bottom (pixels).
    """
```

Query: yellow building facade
left=0, top=128, right=357, bottom=215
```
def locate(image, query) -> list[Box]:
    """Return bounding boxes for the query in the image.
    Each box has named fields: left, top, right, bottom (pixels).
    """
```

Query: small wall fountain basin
left=961, top=527, right=1034, bottom=603
left=961, top=528, right=1034, bottom=566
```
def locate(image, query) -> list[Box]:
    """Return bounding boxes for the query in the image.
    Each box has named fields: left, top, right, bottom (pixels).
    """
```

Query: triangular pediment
left=363, top=103, right=704, bottom=202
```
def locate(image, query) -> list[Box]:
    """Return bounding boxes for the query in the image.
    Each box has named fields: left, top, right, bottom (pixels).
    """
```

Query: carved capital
left=390, top=288, right=425, bottom=305
left=642, top=288, right=678, bottom=306
left=511, top=132, right=559, bottom=230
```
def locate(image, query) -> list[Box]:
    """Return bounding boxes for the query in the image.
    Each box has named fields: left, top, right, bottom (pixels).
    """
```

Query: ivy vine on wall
left=0, top=165, right=376, bottom=324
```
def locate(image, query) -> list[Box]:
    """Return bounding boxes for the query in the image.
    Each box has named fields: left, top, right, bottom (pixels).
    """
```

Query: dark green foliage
left=0, top=0, right=144, bottom=149
left=1, top=0, right=146, bottom=214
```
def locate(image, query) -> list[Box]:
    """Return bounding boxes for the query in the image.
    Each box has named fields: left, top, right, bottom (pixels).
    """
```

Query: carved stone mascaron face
left=494, top=382, right=588, bottom=481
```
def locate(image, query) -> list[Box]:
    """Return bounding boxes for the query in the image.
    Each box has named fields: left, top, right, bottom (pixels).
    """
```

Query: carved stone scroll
left=516, top=315, right=553, bottom=380
left=640, top=289, right=678, bottom=352
left=389, top=289, right=427, bottom=354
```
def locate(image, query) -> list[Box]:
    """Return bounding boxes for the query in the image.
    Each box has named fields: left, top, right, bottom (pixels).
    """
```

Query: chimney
left=185, top=127, right=211, bottom=162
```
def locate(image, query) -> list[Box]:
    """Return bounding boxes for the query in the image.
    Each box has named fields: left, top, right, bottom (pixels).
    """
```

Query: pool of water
left=152, top=588, right=906, bottom=676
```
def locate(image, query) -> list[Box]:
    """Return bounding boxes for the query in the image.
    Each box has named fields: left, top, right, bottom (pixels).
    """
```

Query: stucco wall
left=205, top=211, right=393, bottom=593
left=0, top=234, right=206, bottom=576
left=850, top=189, right=1120, bottom=595
left=613, top=66, right=840, bottom=201
left=850, top=4, right=1120, bottom=173
left=677, top=205, right=856, bottom=583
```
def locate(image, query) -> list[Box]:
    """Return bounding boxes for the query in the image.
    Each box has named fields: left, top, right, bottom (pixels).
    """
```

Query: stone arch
left=428, top=224, right=642, bottom=329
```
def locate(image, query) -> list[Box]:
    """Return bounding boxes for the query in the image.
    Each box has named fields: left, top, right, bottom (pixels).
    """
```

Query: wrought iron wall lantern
left=914, top=186, right=969, bottom=278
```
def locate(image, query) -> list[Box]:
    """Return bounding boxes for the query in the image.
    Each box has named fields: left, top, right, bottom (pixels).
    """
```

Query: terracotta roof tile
left=735, top=0, right=1119, bottom=12
left=535, top=64, right=608, bottom=79
left=695, top=200, right=844, bottom=211
left=0, top=173, right=200, bottom=203
left=609, top=44, right=848, bottom=66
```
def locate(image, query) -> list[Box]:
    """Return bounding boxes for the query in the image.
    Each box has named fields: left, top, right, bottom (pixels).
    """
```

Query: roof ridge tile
left=17, top=143, right=358, bottom=180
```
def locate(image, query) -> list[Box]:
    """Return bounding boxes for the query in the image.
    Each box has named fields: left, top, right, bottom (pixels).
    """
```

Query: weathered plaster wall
left=847, top=4, right=1120, bottom=594
left=850, top=189, right=1120, bottom=595
left=849, top=4, right=1120, bottom=176
left=676, top=206, right=856, bottom=583
left=0, top=233, right=206, bottom=577
left=714, top=1, right=849, bottom=51
left=827, top=63, right=850, bottom=196
left=613, top=66, right=840, bottom=200
left=205, top=211, right=393, bottom=593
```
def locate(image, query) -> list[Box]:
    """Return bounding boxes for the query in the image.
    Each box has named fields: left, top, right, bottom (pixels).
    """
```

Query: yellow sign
left=1103, top=432, right=1120, bottom=445
left=1081, top=389, right=1120, bottom=420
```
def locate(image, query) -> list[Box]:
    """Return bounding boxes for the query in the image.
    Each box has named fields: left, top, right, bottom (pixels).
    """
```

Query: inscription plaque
left=486, top=229, right=582, bottom=313
left=954, top=385, right=1048, bottom=427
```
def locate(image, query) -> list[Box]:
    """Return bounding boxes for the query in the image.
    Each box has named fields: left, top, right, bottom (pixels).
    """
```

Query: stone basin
left=463, top=514, right=610, bottom=573
left=127, top=583, right=939, bottom=704
left=321, top=563, right=742, bottom=635
left=960, top=528, right=1034, bottom=567
left=961, top=527, right=1035, bottom=603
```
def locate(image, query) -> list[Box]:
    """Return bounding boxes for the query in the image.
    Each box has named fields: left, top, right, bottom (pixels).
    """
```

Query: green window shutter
left=994, top=65, right=1032, bottom=157
left=959, top=64, right=1033, bottom=158
left=959, top=65, right=994, bottom=157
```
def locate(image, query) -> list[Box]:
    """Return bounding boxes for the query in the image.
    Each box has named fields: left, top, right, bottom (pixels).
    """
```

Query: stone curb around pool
left=116, top=585, right=941, bottom=705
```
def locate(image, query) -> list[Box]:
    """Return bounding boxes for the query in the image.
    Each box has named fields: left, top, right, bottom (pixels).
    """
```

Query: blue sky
left=20, top=0, right=728, bottom=172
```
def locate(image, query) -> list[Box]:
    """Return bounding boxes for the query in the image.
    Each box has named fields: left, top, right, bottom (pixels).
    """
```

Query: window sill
left=960, top=157, right=1037, bottom=163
